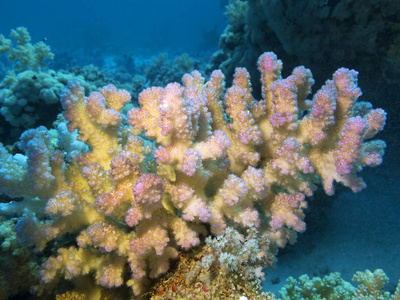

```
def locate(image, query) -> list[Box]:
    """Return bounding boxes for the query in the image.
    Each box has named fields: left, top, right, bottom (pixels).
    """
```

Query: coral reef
left=0, top=27, right=95, bottom=143
left=0, top=51, right=386, bottom=298
left=212, top=0, right=400, bottom=88
left=279, top=269, right=400, bottom=300
left=250, top=0, right=400, bottom=64
left=0, top=28, right=204, bottom=144
left=0, top=68, right=95, bottom=141
left=145, top=52, right=200, bottom=87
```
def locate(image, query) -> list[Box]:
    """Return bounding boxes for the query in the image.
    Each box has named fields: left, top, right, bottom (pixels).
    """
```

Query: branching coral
left=0, top=51, right=386, bottom=298
left=279, top=269, right=400, bottom=300
left=0, top=26, right=54, bottom=72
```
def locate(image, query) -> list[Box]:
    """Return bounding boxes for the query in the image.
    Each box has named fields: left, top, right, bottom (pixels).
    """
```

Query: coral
left=0, top=51, right=386, bottom=298
left=352, top=269, right=392, bottom=299
left=211, top=0, right=253, bottom=80
left=279, top=269, right=400, bottom=300
left=201, top=226, right=276, bottom=283
left=279, top=272, right=355, bottom=300
left=0, top=216, right=40, bottom=300
left=150, top=229, right=276, bottom=299
left=68, top=64, right=146, bottom=102
left=0, top=26, right=54, bottom=72
left=394, top=280, right=400, bottom=300
left=145, top=52, right=200, bottom=87
left=0, top=69, right=95, bottom=141
left=212, top=0, right=400, bottom=89
left=0, top=27, right=96, bottom=143
left=225, top=0, right=248, bottom=31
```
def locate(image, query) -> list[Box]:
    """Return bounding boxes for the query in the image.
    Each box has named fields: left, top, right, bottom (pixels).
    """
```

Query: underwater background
left=0, top=0, right=399, bottom=298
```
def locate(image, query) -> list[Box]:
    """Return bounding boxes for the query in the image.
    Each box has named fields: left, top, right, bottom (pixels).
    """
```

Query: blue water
left=0, top=0, right=226, bottom=55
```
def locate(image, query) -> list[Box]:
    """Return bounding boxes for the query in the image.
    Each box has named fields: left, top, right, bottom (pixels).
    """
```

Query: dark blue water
left=0, top=0, right=226, bottom=55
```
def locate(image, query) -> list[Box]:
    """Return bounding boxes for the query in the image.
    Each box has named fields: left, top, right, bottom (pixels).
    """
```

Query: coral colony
left=0, top=50, right=390, bottom=298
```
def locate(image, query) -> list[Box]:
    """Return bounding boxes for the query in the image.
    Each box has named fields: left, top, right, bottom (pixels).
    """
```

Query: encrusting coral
left=0, top=51, right=386, bottom=298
